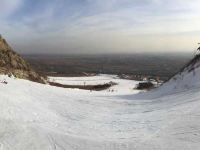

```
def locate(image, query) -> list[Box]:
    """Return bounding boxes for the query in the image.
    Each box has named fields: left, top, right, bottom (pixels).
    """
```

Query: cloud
left=0, top=0, right=22, bottom=18
left=1, top=0, right=200, bottom=54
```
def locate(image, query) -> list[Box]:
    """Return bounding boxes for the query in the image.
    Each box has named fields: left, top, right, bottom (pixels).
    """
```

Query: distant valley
left=23, top=54, right=191, bottom=81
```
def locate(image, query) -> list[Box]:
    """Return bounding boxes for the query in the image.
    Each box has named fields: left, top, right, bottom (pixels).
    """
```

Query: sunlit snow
left=0, top=73, right=200, bottom=150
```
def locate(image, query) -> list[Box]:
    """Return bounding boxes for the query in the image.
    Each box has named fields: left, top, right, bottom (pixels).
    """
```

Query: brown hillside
left=0, top=35, right=46, bottom=83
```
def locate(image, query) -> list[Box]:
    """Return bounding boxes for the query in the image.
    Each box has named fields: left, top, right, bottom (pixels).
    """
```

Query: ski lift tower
left=196, top=43, right=200, bottom=55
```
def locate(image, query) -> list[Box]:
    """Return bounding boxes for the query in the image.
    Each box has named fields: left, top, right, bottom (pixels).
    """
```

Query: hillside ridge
left=0, top=36, right=46, bottom=83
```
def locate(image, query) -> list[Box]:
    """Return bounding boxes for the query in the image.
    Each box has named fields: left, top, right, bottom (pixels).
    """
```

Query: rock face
left=0, top=36, right=46, bottom=83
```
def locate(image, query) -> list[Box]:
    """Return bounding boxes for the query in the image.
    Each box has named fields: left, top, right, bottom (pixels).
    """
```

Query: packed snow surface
left=49, top=74, right=140, bottom=95
left=0, top=74, right=200, bottom=150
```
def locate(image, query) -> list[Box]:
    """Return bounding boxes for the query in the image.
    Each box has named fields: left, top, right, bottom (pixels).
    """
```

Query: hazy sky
left=0, top=0, right=200, bottom=54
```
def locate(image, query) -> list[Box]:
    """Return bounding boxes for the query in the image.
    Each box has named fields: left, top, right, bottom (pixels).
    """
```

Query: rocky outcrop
left=0, top=36, right=46, bottom=83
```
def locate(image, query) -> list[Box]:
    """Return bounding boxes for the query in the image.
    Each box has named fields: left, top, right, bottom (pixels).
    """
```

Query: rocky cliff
left=0, top=36, right=46, bottom=83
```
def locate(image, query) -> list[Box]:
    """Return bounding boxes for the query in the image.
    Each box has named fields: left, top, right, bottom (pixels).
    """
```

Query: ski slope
left=0, top=73, right=200, bottom=150
left=49, top=74, right=141, bottom=95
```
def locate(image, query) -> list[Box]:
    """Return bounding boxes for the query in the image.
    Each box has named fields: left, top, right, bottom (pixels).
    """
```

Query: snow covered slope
left=0, top=71, right=200, bottom=150
left=49, top=74, right=140, bottom=95
left=149, top=55, right=200, bottom=96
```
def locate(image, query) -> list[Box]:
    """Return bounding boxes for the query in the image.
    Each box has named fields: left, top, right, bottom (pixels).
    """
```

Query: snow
left=49, top=74, right=141, bottom=95
left=148, top=56, right=200, bottom=97
left=49, top=74, right=118, bottom=86
left=0, top=73, right=200, bottom=150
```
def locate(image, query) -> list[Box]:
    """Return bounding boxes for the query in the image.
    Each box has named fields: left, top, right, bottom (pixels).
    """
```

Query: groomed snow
left=49, top=74, right=141, bottom=95
left=0, top=74, right=200, bottom=150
